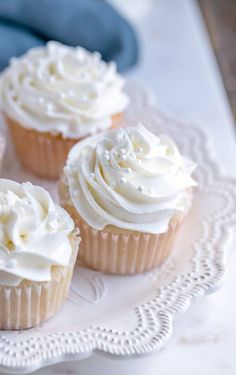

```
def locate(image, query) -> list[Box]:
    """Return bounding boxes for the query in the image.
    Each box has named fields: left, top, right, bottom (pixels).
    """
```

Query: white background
left=2, top=0, right=236, bottom=374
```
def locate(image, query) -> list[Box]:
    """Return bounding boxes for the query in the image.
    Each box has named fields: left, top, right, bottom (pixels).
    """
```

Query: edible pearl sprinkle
left=120, top=155, right=127, bottom=161
left=49, top=219, right=58, bottom=228
left=120, top=177, right=126, bottom=184
left=59, top=92, right=66, bottom=99
left=136, top=147, right=143, bottom=153
left=104, top=154, right=110, bottom=161
left=38, top=96, right=44, bottom=103
left=46, top=103, right=54, bottom=111
left=120, top=148, right=126, bottom=155
left=7, top=259, right=17, bottom=269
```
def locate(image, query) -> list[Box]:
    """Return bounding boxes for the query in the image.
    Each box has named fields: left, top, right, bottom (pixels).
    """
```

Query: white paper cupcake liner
left=6, top=114, right=122, bottom=179
left=59, top=175, right=187, bottom=275
left=77, top=219, right=179, bottom=275
left=0, top=230, right=79, bottom=330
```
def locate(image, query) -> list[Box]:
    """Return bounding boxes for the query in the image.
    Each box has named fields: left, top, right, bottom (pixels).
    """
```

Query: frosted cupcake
left=59, top=123, right=197, bottom=275
left=0, top=41, right=128, bottom=179
left=0, top=179, right=80, bottom=330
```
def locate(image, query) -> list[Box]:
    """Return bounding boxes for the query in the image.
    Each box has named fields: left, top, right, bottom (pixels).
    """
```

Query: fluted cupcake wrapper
left=77, top=219, right=180, bottom=275
left=0, top=230, right=80, bottom=330
left=5, top=114, right=122, bottom=179
left=59, top=175, right=187, bottom=275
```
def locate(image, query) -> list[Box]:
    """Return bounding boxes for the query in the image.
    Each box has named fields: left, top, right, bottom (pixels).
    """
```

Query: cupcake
left=0, top=179, right=80, bottom=330
left=59, top=123, right=197, bottom=275
left=0, top=41, right=128, bottom=179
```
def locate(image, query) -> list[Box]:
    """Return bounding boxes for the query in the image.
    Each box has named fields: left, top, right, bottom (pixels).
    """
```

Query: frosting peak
left=64, top=124, right=197, bottom=234
left=0, top=179, right=75, bottom=286
left=0, top=41, right=128, bottom=138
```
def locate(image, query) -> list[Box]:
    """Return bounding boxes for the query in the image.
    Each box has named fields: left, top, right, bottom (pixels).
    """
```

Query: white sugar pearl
left=120, top=177, right=126, bottom=184
left=136, top=147, right=143, bottom=153
left=104, top=154, right=110, bottom=161
left=120, top=154, right=127, bottom=161
left=38, top=96, right=44, bottom=104
left=59, top=92, right=66, bottom=99
left=46, top=102, right=53, bottom=111
left=120, top=148, right=126, bottom=155
left=48, top=219, right=58, bottom=229
left=7, top=259, right=17, bottom=269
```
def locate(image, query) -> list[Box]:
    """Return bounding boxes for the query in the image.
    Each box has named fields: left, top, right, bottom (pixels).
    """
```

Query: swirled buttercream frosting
left=64, top=123, right=197, bottom=233
left=0, top=41, right=128, bottom=138
left=0, top=179, right=74, bottom=286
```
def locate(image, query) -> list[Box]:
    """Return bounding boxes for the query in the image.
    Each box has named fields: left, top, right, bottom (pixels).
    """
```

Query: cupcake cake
left=0, top=179, right=80, bottom=330
left=59, top=123, right=197, bottom=275
left=0, top=41, right=128, bottom=179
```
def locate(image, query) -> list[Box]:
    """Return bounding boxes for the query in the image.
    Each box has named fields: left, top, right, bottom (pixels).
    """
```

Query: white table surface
left=2, top=0, right=236, bottom=374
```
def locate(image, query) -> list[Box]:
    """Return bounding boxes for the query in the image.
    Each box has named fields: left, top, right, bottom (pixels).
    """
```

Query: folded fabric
left=0, top=0, right=138, bottom=71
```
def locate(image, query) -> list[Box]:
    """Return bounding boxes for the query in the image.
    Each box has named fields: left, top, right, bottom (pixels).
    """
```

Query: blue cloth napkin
left=0, top=0, right=138, bottom=71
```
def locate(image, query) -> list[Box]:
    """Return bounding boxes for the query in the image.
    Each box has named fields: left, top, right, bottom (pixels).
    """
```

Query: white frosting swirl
left=64, top=124, right=197, bottom=234
left=0, top=179, right=74, bottom=286
left=0, top=41, right=128, bottom=138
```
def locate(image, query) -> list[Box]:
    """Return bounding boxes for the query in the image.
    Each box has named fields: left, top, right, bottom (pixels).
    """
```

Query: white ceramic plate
left=0, top=84, right=234, bottom=374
